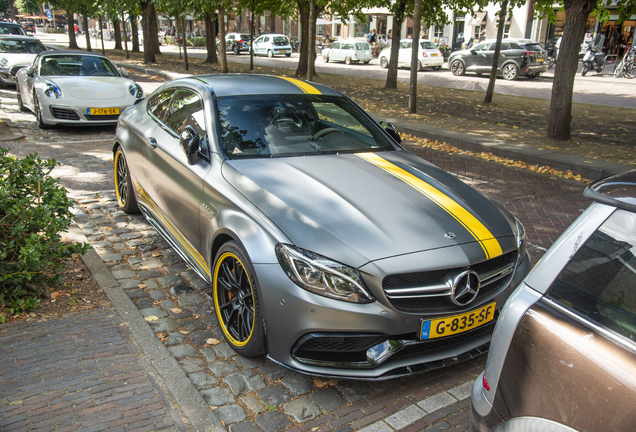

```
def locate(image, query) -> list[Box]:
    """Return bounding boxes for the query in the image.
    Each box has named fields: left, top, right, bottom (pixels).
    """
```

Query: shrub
left=0, top=147, right=88, bottom=316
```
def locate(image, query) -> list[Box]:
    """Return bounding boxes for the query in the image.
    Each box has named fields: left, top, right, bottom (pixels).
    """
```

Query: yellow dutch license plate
left=280, top=50, right=288, bottom=53
left=88, top=108, right=120, bottom=116
left=537, top=58, right=544, bottom=62
left=432, top=53, right=439, bottom=57
left=420, top=302, right=496, bottom=340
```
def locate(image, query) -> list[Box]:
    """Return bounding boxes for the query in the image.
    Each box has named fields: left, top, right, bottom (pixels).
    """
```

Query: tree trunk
left=113, top=19, right=122, bottom=50
left=385, top=0, right=407, bottom=89
left=83, top=14, right=91, bottom=51
left=149, top=4, right=161, bottom=54
left=484, top=0, right=508, bottom=104
left=123, top=18, right=129, bottom=59
left=307, top=0, right=315, bottom=80
left=547, top=0, right=596, bottom=140
left=68, top=12, right=79, bottom=49
left=295, top=0, right=310, bottom=77
left=408, top=0, right=422, bottom=113
left=141, top=1, right=156, bottom=63
left=204, top=13, right=218, bottom=63
left=99, top=15, right=105, bottom=55
left=219, top=7, right=228, bottom=73
left=249, top=11, right=254, bottom=71
left=131, top=14, right=140, bottom=52
left=181, top=16, right=189, bottom=71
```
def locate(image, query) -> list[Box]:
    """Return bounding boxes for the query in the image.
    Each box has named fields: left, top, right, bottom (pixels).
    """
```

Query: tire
left=613, top=60, right=624, bottom=78
left=267, top=49, right=273, bottom=58
left=416, top=60, right=423, bottom=71
left=33, top=94, right=49, bottom=129
left=113, top=146, right=140, bottom=214
left=16, top=84, right=27, bottom=112
left=323, top=55, right=329, bottom=63
left=450, top=59, right=465, bottom=76
left=233, top=45, right=240, bottom=55
left=213, top=241, right=265, bottom=357
left=581, top=65, right=588, bottom=76
left=344, top=56, right=351, bottom=65
left=502, top=63, right=519, bottom=80
left=380, top=56, right=388, bottom=69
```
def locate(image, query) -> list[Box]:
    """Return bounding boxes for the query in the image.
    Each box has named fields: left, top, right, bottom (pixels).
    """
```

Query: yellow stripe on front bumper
left=356, top=153, right=502, bottom=260
left=276, top=76, right=322, bottom=94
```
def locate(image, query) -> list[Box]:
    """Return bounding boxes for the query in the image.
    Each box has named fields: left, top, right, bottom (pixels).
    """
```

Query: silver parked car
left=0, top=35, right=47, bottom=87
left=113, top=74, right=530, bottom=379
left=471, top=170, right=636, bottom=431
left=252, top=34, right=292, bottom=57
left=322, top=39, right=373, bottom=64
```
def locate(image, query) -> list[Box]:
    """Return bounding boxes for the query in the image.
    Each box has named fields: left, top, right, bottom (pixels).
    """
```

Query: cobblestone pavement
left=1, top=74, right=590, bottom=432
left=0, top=312, right=187, bottom=431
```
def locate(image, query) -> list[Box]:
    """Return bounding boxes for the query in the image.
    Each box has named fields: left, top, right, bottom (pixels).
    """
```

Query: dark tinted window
left=164, top=89, right=205, bottom=137
left=217, top=94, right=395, bottom=159
left=148, top=90, right=175, bottom=121
left=509, top=42, right=522, bottom=50
left=547, top=210, right=636, bottom=342
left=273, top=36, right=287, bottom=44
left=0, top=23, right=27, bottom=35
left=0, top=39, right=45, bottom=53
left=522, top=43, right=543, bottom=51
left=40, top=55, right=118, bottom=76
left=240, top=34, right=250, bottom=40
left=499, top=42, right=510, bottom=50
left=473, top=42, right=492, bottom=51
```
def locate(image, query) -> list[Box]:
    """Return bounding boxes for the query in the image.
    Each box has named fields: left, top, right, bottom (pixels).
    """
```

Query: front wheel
left=323, top=55, right=329, bottom=63
left=581, top=65, right=588, bottom=76
left=114, top=146, right=140, bottom=214
left=233, top=45, right=240, bottom=55
left=502, top=63, right=519, bottom=80
left=267, top=49, right=273, bottom=58
left=33, top=94, right=49, bottom=129
left=213, top=242, right=265, bottom=357
left=450, top=59, right=465, bottom=76
left=380, top=56, right=388, bottom=69
left=416, top=60, right=422, bottom=71
left=16, top=84, right=27, bottom=112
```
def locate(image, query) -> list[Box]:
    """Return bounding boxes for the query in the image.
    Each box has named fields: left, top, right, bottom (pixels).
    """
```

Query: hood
left=48, top=76, right=129, bottom=99
left=0, top=53, right=37, bottom=67
left=222, top=150, right=515, bottom=268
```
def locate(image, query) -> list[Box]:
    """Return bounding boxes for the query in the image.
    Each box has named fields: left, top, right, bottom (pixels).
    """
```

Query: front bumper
left=257, top=247, right=531, bottom=379
left=40, top=99, right=140, bottom=126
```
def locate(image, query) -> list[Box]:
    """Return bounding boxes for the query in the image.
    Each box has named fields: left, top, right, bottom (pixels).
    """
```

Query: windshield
left=0, top=24, right=26, bottom=35
left=0, top=39, right=45, bottom=53
left=420, top=41, right=437, bottom=49
left=217, top=94, right=396, bottom=159
left=40, top=55, right=119, bottom=77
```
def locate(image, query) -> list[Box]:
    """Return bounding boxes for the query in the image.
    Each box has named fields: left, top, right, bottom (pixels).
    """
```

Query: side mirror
left=119, top=67, right=129, bottom=78
left=470, top=50, right=477, bottom=54
left=26, top=67, right=35, bottom=77
left=180, top=125, right=200, bottom=165
left=379, top=120, right=402, bottom=144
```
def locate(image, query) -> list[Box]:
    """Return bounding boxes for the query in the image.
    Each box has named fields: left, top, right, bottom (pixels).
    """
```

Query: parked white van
left=322, top=39, right=373, bottom=65
left=379, top=39, right=444, bottom=71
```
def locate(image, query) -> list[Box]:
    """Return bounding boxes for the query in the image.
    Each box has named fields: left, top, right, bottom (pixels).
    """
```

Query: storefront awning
left=609, top=14, right=636, bottom=20
left=467, top=12, right=487, bottom=26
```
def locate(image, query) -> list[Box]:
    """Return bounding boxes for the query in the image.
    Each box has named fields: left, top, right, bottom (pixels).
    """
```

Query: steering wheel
left=89, top=70, right=104, bottom=75
left=313, top=127, right=344, bottom=140
left=272, top=113, right=302, bottom=128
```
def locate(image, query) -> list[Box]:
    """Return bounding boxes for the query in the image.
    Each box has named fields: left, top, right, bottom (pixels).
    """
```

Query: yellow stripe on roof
left=276, top=76, right=322, bottom=94
left=356, top=152, right=502, bottom=260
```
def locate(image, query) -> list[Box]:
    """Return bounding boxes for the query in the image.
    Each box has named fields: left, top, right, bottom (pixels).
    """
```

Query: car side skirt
left=133, top=177, right=211, bottom=283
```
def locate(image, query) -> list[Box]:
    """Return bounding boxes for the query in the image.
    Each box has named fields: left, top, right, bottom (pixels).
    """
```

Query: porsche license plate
left=420, top=302, right=495, bottom=340
left=88, top=108, right=119, bottom=116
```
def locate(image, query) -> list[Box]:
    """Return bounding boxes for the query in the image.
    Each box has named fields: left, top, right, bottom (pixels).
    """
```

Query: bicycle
left=613, top=44, right=635, bottom=78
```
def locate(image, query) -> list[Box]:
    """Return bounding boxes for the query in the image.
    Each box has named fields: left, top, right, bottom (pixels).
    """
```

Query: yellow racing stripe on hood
left=276, top=76, right=322, bottom=94
left=356, top=153, right=503, bottom=259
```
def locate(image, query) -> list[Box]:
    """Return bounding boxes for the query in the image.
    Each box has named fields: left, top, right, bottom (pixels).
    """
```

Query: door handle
left=147, top=137, right=157, bottom=149
left=502, top=54, right=506, bottom=57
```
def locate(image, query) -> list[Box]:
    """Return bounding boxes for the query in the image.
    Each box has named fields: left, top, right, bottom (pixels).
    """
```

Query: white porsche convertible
left=16, top=52, right=144, bottom=128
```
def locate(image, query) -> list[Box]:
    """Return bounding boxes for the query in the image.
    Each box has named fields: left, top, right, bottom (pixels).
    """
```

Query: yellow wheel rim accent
left=113, top=151, right=126, bottom=208
left=213, top=252, right=255, bottom=347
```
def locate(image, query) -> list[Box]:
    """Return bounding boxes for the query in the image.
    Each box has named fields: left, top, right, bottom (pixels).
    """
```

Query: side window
left=255, top=37, right=263, bottom=43
left=148, top=90, right=175, bottom=122
left=164, top=89, right=207, bottom=156
left=332, top=42, right=340, bottom=49
left=499, top=42, right=510, bottom=51
left=509, top=42, right=522, bottom=50
left=473, top=43, right=492, bottom=52
left=400, top=41, right=411, bottom=49
left=547, top=210, right=636, bottom=342
left=264, top=37, right=269, bottom=43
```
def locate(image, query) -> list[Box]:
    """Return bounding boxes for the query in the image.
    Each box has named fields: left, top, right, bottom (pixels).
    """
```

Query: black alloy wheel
left=113, top=147, right=140, bottom=214
left=451, top=59, right=465, bottom=76
left=213, top=242, right=265, bottom=357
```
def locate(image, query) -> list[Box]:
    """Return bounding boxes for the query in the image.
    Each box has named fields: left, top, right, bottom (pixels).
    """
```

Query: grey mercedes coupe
left=113, top=74, right=531, bottom=379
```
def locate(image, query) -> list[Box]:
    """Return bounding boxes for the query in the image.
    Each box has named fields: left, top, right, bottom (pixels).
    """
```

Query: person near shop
left=387, top=29, right=392, bottom=47
left=479, top=30, right=486, bottom=42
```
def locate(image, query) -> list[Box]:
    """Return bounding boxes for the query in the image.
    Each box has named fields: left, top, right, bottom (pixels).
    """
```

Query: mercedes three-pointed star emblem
left=450, top=270, right=481, bottom=306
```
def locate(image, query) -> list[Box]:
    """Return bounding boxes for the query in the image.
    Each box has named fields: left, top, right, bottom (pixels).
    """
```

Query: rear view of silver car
left=471, top=170, right=636, bottom=431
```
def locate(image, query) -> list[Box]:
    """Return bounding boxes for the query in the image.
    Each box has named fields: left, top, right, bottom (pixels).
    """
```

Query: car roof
left=584, top=170, right=636, bottom=212
left=186, top=74, right=342, bottom=98
left=0, top=35, right=37, bottom=40
left=0, top=22, right=23, bottom=27
left=258, top=34, right=285, bottom=37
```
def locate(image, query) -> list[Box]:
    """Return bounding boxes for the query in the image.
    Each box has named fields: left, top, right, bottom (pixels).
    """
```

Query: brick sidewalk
left=0, top=311, right=187, bottom=431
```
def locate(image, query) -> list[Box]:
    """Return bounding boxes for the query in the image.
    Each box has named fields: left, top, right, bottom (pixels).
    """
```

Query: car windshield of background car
left=420, top=41, right=437, bottom=49
left=0, top=25, right=26, bottom=35
left=40, top=55, right=119, bottom=76
left=217, top=94, right=395, bottom=159
left=0, top=39, right=45, bottom=54
left=546, top=209, right=636, bottom=342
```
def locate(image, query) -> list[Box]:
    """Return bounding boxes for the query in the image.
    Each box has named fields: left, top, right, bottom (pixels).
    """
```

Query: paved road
left=35, top=32, right=636, bottom=110
left=0, top=68, right=591, bottom=431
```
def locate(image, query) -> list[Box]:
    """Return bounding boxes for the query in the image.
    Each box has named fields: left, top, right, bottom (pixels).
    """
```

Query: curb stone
left=65, top=223, right=227, bottom=432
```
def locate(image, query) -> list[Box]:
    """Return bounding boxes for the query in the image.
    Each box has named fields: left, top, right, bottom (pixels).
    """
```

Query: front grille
left=51, top=107, right=80, bottom=120
left=393, top=318, right=497, bottom=360
left=292, top=334, right=387, bottom=364
left=383, top=251, right=517, bottom=313
left=86, top=114, right=120, bottom=121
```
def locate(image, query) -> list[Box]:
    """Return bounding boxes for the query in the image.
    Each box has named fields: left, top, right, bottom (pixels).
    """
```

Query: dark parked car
left=0, top=22, right=27, bottom=36
left=217, top=32, right=251, bottom=55
left=112, top=74, right=531, bottom=379
left=21, top=21, right=35, bottom=34
left=471, top=170, right=636, bottom=432
left=449, top=38, right=548, bottom=80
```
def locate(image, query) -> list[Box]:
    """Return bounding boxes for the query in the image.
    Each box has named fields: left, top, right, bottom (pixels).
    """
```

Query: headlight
left=275, top=244, right=375, bottom=304
left=515, top=218, right=527, bottom=264
left=128, top=83, right=143, bottom=98
left=0, top=57, right=7, bottom=68
left=43, top=83, right=62, bottom=98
